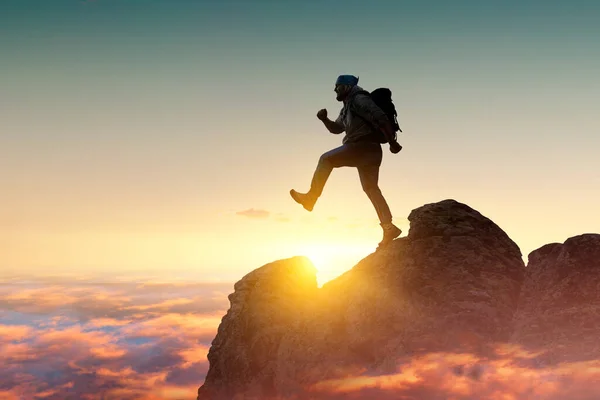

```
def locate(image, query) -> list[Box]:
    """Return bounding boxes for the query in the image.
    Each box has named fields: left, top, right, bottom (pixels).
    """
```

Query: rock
left=198, top=199, right=527, bottom=399
left=272, top=199, right=525, bottom=396
left=197, top=256, right=318, bottom=400
left=512, top=233, right=600, bottom=365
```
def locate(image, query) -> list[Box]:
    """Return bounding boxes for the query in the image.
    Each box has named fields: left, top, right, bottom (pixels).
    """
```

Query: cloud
left=0, top=276, right=224, bottom=400
left=0, top=325, right=32, bottom=341
left=236, top=208, right=270, bottom=219
left=0, top=280, right=229, bottom=322
left=121, top=313, right=222, bottom=343
left=84, top=317, right=133, bottom=329
left=304, top=348, right=600, bottom=400
left=0, top=326, right=210, bottom=399
left=5, top=272, right=600, bottom=400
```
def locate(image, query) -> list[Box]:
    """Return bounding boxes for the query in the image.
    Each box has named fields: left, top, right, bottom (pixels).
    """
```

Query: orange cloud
left=124, top=297, right=194, bottom=311
left=0, top=277, right=221, bottom=399
left=36, top=326, right=114, bottom=348
left=1, top=287, right=79, bottom=310
left=307, top=349, right=600, bottom=400
left=0, top=390, right=21, bottom=400
left=177, top=344, right=211, bottom=368
left=89, top=345, right=128, bottom=359
left=84, top=317, right=133, bottom=328
left=154, top=384, right=200, bottom=400
left=1, top=342, right=37, bottom=364
left=122, top=313, right=222, bottom=340
left=0, top=324, right=32, bottom=341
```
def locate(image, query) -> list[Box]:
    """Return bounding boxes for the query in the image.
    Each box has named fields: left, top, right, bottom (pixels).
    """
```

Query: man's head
left=334, top=74, right=359, bottom=101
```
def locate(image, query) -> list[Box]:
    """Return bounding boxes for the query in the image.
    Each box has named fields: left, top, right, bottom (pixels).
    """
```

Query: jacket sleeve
left=352, top=94, right=389, bottom=132
left=329, top=110, right=346, bottom=134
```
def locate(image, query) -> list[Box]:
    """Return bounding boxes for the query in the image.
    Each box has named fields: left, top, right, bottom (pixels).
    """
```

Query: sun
left=300, top=242, right=373, bottom=287
left=303, top=245, right=331, bottom=271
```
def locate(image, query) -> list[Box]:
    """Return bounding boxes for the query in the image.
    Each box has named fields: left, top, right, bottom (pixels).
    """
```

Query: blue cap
left=335, top=74, right=359, bottom=86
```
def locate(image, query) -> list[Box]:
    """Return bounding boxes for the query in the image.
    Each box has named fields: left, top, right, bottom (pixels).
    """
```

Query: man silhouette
left=290, top=74, right=403, bottom=249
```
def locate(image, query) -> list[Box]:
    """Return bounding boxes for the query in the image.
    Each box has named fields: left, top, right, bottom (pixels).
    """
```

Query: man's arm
left=316, top=108, right=345, bottom=134
left=323, top=117, right=345, bottom=134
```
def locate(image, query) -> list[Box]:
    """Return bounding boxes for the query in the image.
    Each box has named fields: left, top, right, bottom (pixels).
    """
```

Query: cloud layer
left=5, top=276, right=599, bottom=400
left=305, top=347, right=600, bottom=400
left=0, top=276, right=231, bottom=400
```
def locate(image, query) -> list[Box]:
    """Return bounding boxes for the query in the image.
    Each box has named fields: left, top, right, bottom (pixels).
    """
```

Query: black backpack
left=351, top=88, right=402, bottom=143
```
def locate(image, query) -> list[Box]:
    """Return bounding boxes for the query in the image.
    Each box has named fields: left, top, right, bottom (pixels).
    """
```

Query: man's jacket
left=334, top=85, right=389, bottom=144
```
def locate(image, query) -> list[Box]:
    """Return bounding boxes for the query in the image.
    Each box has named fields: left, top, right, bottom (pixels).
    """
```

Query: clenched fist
left=316, top=108, right=328, bottom=121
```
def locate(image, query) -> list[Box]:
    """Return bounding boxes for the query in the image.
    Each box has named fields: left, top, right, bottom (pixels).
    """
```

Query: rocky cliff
left=197, top=199, right=600, bottom=400
left=511, top=234, right=600, bottom=364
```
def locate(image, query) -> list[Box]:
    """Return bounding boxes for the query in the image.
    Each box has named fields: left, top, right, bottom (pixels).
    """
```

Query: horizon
left=1, top=212, right=590, bottom=287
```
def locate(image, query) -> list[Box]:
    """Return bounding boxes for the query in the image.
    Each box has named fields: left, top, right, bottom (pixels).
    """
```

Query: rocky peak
left=407, top=199, right=522, bottom=255
left=197, top=200, right=600, bottom=399
left=198, top=256, right=317, bottom=400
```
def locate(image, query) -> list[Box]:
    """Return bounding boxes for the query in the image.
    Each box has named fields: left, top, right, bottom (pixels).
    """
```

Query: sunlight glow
left=300, top=242, right=373, bottom=287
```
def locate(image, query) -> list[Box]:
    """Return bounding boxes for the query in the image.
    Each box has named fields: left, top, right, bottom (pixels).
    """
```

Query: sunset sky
left=2, top=0, right=599, bottom=285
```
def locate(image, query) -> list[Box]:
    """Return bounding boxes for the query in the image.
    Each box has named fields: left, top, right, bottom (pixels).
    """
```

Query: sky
left=1, top=0, right=600, bottom=285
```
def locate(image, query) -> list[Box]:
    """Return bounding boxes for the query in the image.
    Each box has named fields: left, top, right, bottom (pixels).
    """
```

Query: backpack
left=351, top=88, right=402, bottom=143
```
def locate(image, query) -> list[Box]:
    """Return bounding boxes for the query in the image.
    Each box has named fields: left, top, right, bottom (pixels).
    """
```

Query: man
left=290, top=74, right=403, bottom=249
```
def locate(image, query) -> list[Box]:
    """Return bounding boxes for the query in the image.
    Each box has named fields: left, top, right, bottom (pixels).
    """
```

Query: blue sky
left=1, top=0, right=599, bottom=282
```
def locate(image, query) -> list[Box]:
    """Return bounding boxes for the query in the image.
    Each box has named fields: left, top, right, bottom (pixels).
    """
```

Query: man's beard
left=336, top=85, right=351, bottom=101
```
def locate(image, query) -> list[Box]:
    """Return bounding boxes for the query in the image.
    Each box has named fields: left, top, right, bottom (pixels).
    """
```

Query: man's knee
left=362, top=181, right=381, bottom=195
left=318, top=153, right=334, bottom=168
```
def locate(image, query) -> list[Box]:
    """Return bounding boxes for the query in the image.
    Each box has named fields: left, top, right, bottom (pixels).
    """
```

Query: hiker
left=290, top=74, right=403, bottom=249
